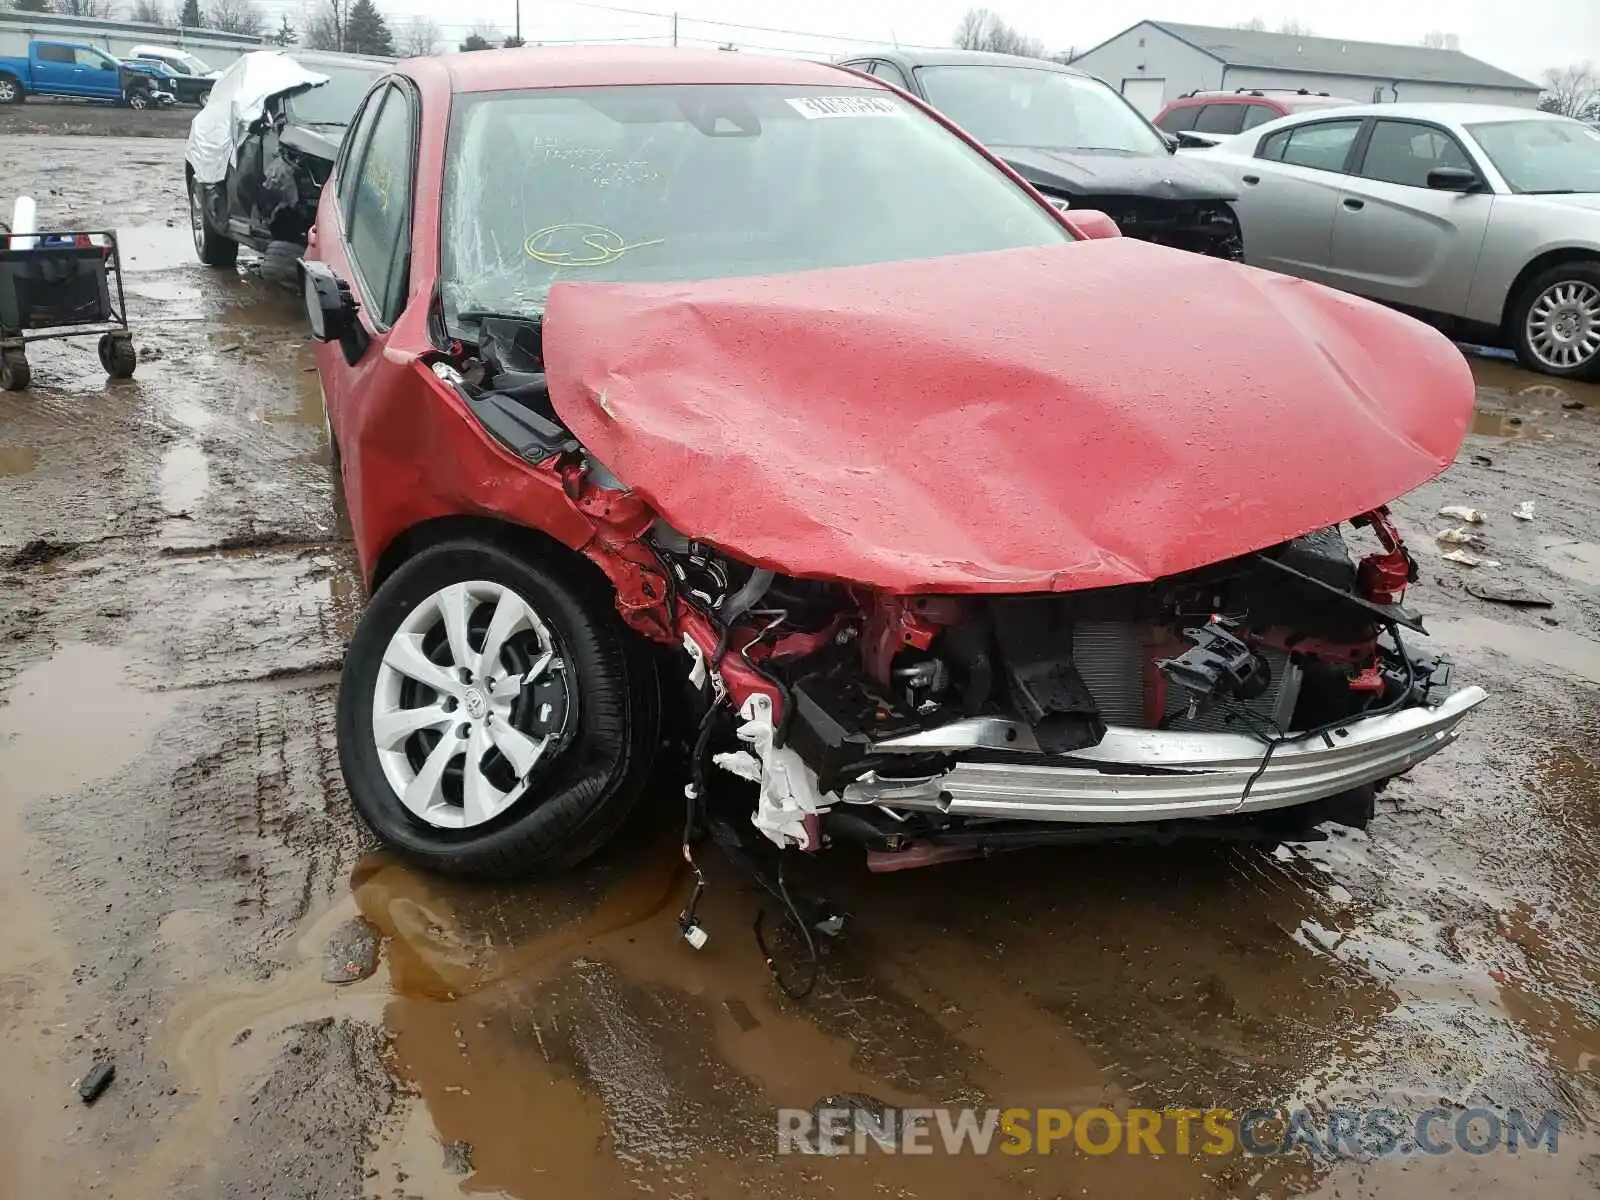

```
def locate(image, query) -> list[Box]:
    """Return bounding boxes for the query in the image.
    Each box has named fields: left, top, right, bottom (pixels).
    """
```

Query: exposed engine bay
left=1076, top=194, right=1246, bottom=261
left=228, top=107, right=335, bottom=244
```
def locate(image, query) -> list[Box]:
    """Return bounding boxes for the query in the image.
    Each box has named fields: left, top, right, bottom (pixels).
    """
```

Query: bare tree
left=952, top=6, right=1044, bottom=59
left=53, top=0, right=113, bottom=15
left=1539, top=61, right=1600, bottom=119
left=303, top=0, right=347, bottom=50
left=1421, top=30, right=1461, bottom=51
left=1233, top=17, right=1266, bottom=31
left=398, top=15, right=438, bottom=57
left=130, top=0, right=170, bottom=21
left=206, top=0, right=262, bottom=35
left=1277, top=19, right=1314, bottom=36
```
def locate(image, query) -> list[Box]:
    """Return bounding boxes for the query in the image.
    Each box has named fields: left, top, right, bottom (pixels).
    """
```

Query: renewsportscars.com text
left=777, top=1105, right=1563, bottom=1158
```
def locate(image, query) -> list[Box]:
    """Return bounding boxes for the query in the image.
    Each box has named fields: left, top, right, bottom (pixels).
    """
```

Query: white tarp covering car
left=186, top=51, right=328, bottom=185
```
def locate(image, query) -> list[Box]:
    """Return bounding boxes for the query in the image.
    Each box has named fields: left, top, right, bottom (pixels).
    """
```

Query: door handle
left=1342, top=197, right=1365, bottom=211
left=1242, top=174, right=1260, bottom=185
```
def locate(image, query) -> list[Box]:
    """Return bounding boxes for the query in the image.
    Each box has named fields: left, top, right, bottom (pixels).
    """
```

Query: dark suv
left=839, top=48, right=1244, bottom=259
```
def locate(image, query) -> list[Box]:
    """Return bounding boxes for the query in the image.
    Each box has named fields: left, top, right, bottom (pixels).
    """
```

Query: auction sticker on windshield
left=786, top=95, right=903, bottom=119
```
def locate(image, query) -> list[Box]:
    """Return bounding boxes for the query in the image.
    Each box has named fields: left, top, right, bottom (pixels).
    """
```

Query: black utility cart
left=0, top=229, right=137, bottom=392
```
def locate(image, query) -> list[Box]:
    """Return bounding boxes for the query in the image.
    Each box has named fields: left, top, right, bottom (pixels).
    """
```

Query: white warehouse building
left=1070, top=21, right=1543, bottom=116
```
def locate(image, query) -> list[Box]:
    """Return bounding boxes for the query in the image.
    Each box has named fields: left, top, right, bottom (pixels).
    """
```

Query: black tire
left=0, top=75, right=22, bottom=105
left=188, top=177, right=237, bottom=268
left=126, top=87, right=149, bottom=110
left=0, top=351, right=29, bottom=392
left=1510, top=261, right=1600, bottom=382
left=98, top=333, right=136, bottom=380
left=337, top=539, right=660, bottom=879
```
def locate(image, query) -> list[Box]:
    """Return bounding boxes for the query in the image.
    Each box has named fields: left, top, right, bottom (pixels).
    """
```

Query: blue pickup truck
left=0, top=40, right=162, bottom=108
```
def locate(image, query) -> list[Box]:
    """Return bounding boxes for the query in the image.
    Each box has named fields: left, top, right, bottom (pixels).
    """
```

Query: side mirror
left=1159, top=131, right=1179, bottom=154
left=1427, top=166, right=1482, bottom=193
left=1175, top=130, right=1217, bottom=150
left=301, top=259, right=369, bottom=365
left=1069, top=209, right=1122, bottom=240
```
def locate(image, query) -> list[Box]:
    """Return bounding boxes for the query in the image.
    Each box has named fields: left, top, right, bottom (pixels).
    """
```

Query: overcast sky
left=258, top=0, right=1594, bottom=83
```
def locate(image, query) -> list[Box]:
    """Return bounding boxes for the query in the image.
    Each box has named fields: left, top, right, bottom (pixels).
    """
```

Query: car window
left=286, top=64, right=385, bottom=128
left=1467, top=118, right=1600, bottom=194
left=1259, top=119, right=1362, bottom=172
left=1240, top=103, right=1277, bottom=130
left=1358, top=120, right=1472, bottom=187
left=916, top=65, right=1167, bottom=154
left=1193, top=104, right=1246, bottom=135
left=440, top=84, right=1071, bottom=332
left=871, top=61, right=911, bottom=90
left=74, top=47, right=117, bottom=70
left=345, top=85, right=415, bottom=325
left=154, top=53, right=191, bottom=75
left=36, top=44, right=73, bottom=64
left=336, top=87, right=384, bottom=217
left=1155, top=105, right=1199, bottom=133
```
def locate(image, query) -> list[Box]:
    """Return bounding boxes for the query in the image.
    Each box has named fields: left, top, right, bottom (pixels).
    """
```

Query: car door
left=1230, top=117, right=1365, bottom=282
left=73, top=46, right=122, bottom=101
left=317, top=81, right=415, bottom=448
left=31, top=43, right=77, bottom=94
left=1324, top=118, right=1493, bottom=315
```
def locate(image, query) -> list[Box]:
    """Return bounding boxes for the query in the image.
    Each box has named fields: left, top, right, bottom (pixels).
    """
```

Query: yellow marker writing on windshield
left=524, top=224, right=665, bottom=267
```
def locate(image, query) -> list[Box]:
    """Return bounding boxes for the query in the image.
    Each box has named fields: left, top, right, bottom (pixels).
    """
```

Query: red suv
left=1155, top=89, right=1357, bottom=146
left=300, top=47, right=1481, bottom=885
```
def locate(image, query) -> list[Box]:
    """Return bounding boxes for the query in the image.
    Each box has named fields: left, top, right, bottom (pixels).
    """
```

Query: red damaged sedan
left=304, top=47, right=1485, bottom=881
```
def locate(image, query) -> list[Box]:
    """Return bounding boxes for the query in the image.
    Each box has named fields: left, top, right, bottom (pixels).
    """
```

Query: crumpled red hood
left=542, top=241, right=1473, bottom=593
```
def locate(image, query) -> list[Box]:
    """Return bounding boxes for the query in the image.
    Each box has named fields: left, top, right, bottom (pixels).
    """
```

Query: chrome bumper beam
left=840, top=686, right=1487, bottom=824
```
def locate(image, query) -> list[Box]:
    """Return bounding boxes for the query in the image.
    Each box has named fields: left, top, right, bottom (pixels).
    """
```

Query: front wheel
left=188, top=177, right=237, bottom=268
left=126, top=88, right=149, bottom=111
left=337, top=539, right=660, bottom=879
left=0, top=76, right=21, bottom=104
left=1512, top=263, right=1600, bottom=381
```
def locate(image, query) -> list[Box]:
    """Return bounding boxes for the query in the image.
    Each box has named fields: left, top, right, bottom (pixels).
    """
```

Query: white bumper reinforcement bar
left=840, top=686, right=1488, bottom=823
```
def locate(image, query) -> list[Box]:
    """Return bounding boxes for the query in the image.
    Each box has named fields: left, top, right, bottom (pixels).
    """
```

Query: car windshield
left=1468, top=118, right=1600, bottom=194
left=440, top=84, right=1071, bottom=332
left=174, top=51, right=212, bottom=74
left=915, top=65, right=1166, bottom=154
left=287, top=64, right=383, bottom=126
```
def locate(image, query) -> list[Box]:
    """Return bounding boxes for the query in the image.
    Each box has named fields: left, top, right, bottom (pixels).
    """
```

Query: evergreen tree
left=502, top=35, right=525, bottom=47
left=342, top=0, right=393, bottom=56
left=274, top=13, right=297, bottom=44
left=458, top=33, right=492, bottom=51
left=179, top=0, right=201, bottom=27
left=12, top=0, right=53, bottom=12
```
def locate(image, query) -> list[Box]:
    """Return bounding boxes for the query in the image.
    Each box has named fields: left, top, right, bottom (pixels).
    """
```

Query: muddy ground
left=0, top=100, right=195, bottom=140
left=1, top=133, right=1598, bottom=1200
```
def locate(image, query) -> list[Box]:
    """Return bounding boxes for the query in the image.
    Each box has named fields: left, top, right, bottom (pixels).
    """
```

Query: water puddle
left=1469, top=409, right=1554, bottom=440
left=116, top=224, right=198, bottom=274
left=0, top=645, right=176, bottom=1194
left=0, top=446, right=39, bottom=477
left=1470, top=356, right=1600, bottom=412
left=1431, top=615, right=1600, bottom=684
left=1538, top=537, right=1600, bottom=587
left=159, top=439, right=210, bottom=515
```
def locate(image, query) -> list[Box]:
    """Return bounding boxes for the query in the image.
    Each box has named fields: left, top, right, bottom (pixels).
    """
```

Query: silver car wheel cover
left=372, top=580, right=568, bottom=830
left=188, top=182, right=206, bottom=257
left=1527, top=279, right=1600, bottom=371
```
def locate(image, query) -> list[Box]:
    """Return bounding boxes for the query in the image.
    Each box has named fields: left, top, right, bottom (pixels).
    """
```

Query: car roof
left=857, top=47, right=1089, bottom=77
left=287, top=49, right=395, bottom=69
left=437, top=45, right=865, bottom=93
left=1264, top=101, right=1563, bottom=125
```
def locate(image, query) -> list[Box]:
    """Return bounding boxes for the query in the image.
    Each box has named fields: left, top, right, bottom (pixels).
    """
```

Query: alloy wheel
left=0, top=79, right=17, bottom=103
left=1526, top=280, right=1600, bottom=372
left=188, top=182, right=206, bottom=258
left=372, top=580, right=572, bottom=830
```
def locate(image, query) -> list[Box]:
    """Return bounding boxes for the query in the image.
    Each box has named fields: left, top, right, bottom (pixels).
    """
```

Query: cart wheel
left=0, top=351, right=29, bottom=392
left=99, top=334, right=137, bottom=380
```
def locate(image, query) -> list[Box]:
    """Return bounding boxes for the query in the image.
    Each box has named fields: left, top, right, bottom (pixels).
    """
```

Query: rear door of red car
left=316, top=79, right=418, bottom=451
